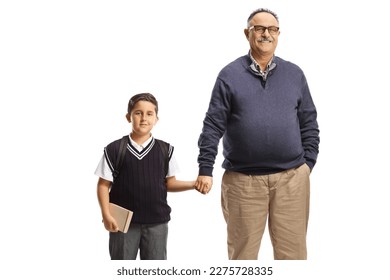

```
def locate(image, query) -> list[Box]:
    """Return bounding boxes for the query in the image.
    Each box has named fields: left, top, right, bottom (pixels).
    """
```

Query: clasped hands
left=195, top=175, right=213, bottom=194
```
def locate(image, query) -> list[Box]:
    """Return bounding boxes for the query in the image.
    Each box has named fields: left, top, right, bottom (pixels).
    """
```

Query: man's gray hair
left=247, top=8, right=279, bottom=27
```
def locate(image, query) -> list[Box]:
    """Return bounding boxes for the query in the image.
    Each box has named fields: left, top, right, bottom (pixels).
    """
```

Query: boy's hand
left=103, top=215, right=119, bottom=232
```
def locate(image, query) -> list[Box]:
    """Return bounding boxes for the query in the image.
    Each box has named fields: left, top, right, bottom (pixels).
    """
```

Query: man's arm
left=197, top=78, right=230, bottom=180
left=298, top=76, right=320, bottom=170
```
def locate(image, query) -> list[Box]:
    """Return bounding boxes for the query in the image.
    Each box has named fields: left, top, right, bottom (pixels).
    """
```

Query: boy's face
left=126, top=101, right=158, bottom=138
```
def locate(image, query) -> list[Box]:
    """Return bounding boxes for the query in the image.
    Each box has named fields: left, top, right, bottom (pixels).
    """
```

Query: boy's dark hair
left=128, top=93, right=159, bottom=115
left=247, top=8, right=279, bottom=26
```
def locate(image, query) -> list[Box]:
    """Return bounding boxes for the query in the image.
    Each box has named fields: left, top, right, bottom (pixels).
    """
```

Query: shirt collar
left=248, top=51, right=276, bottom=80
left=129, top=134, right=153, bottom=152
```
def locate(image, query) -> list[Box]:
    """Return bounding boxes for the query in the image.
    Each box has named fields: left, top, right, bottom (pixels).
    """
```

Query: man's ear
left=126, top=113, right=131, bottom=123
left=244, top=28, right=250, bottom=40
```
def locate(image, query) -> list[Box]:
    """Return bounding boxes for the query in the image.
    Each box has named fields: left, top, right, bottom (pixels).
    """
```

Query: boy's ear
left=126, top=113, right=131, bottom=123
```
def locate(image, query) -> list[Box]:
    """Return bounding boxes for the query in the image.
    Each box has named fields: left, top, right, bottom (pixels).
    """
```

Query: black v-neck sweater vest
left=105, top=138, right=171, bottom=224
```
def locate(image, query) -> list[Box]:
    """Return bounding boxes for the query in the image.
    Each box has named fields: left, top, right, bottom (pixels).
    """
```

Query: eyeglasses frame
left=248, top=25, right=280, bottom=35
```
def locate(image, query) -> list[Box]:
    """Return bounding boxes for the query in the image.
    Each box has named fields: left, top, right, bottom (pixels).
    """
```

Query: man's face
left=245, top=12, right=280, bottom=57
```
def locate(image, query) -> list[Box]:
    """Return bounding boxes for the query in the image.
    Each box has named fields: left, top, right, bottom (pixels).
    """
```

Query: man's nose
left=263, top=28, right=270, bottom=36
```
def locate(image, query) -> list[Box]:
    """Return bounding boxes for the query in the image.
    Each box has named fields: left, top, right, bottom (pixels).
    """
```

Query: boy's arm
left=97, top=177, right=118, bottom=232
left=166, top=176, right=196, bottom=192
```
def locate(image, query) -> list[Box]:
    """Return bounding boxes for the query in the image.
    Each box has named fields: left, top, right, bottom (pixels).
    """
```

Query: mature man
left=195, top=8, right=320, bottom=260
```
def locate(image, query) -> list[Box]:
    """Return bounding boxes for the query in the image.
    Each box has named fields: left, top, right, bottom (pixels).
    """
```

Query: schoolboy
left=95, top=93, right=197, bottom=260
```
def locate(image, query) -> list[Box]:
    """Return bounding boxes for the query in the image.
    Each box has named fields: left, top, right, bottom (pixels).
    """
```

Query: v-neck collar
left=127, top=137, right=156, bottom=160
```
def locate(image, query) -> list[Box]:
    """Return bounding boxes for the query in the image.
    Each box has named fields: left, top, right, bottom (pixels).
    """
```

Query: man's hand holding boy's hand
left=195, top=175, right=213, bottom=194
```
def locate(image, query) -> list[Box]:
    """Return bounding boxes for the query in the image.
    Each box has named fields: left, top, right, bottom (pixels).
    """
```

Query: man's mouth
left=258, top=38, right=273, bottom=43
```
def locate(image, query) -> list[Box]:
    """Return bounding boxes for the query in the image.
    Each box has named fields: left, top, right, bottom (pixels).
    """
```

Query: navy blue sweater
left=198, top=55, right=320, bottom=176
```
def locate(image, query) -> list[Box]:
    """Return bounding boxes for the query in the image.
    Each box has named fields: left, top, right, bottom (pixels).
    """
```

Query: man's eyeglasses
left=248, top=25, right=280, bottom=35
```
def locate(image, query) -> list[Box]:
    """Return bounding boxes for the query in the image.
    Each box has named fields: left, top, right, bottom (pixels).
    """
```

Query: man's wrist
left=198, top=166, right=213, bottom=177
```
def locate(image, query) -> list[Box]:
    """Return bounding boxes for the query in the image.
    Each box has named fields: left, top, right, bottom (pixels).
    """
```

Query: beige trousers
left=221, top=163, right=310, bottom=260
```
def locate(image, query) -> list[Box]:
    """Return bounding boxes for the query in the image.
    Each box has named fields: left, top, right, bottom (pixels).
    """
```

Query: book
left=109, top=203, right=133, bottom=233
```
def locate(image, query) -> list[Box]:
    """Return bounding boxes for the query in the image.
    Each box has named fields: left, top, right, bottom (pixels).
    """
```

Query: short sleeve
left=94, top=154, right=114, bottom=182
left=166, top=152, right=180, bottom=177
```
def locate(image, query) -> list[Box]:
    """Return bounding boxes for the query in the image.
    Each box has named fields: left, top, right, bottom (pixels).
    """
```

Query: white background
left=1, top=0, right=389, bottom=279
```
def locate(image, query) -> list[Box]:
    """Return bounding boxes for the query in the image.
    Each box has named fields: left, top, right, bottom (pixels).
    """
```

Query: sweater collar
left=129, top=134, right=153, bottom=152
left=248, top=51, right=276, bottom=81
